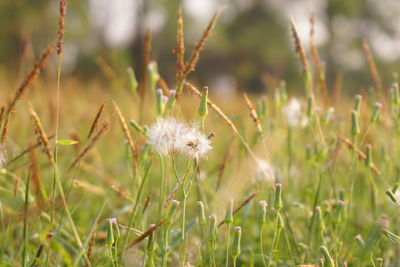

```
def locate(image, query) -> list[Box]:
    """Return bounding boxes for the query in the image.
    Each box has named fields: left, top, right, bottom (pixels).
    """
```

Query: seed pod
left=351, top=110, right=360, bottom=137
left=225, top=198, right=234, bottom=225
left=198, top=86, right=209, bottom=118
left=274, top=183, right=283, bottom=211
left=258, top=200, right=267, bottom=225
left=197, top=201, right=206, bottom=225
left=232, top=226, right=242, bottom=258
left=365, top=144, right=373, bottom=168
left=370, top=102, right=382, bottom=123
left=353, top=94, right=362, bottom=114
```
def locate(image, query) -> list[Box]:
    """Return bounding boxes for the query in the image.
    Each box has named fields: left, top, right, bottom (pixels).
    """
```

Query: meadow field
left=1, top=1, right=400, bottom=267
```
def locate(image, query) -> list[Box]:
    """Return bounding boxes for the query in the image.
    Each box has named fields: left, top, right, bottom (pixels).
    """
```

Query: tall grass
left=1, top=5, right=400, bottom=267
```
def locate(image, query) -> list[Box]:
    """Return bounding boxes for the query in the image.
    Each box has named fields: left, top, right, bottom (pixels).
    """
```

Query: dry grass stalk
left=113, top=102, right=139, bottom=165
left=0, top=106, right=4, bottom=127
left=309, top=13, right=329, bottom=106
left=142, top=195, right=151, bottom=214
left=88, top=103, right=105, bottom=139
left=174, top=7, right=186, bottom=81
left=7, top=134, right=54, bottom=165
left=29, top=145, right=46, bottom=208
left=0, top=111, right=13, bottom=145
left=164, top=182, right=180, bottom=208
left=216, top=135, right=235, bottom=191
left=30, top=108, right=55, bottom=165
left=6, top=43, right=54, bottom=116
left=290, top=16, right=309, bottom=74
left=126, top=219, right=166, bottom=249
left=139, top=28, right=152, bottom=97
left=176, top=9, right=222, bottom=92
left=339, top=136, right=381, bottom=175
left=243, top=93, right=263, bottom=134
left=218, top=192, right=257, bottom=227
left=95, top=56, right=116, bottom=81
left=362, top=40, right=383, bottom=97
left=67, top=122, right=109, bottom=171
left=57, top=0, right=67, bottom=55
left=85, top=231, right=97, bottom=267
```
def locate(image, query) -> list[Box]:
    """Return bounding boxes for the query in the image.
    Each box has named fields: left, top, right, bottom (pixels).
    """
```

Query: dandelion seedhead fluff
left=282, top=98, right=308, bottom=127
left=148, top=117, right=212, bottom=160
left=254, top=158, right=276, bottom=185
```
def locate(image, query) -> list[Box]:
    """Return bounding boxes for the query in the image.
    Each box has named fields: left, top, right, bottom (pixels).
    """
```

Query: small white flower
left=147, top=117, right=212, bottom=160
left=282, top=98, right=308, bottom=127
left=254, top=158, right=276, bottom=185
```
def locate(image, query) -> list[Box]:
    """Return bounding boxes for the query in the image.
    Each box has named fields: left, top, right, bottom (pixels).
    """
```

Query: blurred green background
left=1, top=0, right=400, bottom=94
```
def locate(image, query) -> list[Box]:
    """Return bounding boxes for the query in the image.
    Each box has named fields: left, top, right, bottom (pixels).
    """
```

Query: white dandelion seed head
left=147, top=117, right=212, bottom=160
left=147, top=117, right=186, bottom=155
left=254, top=158, right=276, bottom=185
left=175, top=122, right=212, bottom=160
left=282, top=98, right=308, bottom=127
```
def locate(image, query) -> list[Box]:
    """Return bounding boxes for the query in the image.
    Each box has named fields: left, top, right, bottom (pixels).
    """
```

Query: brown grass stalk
left=5, top=43, right=54, bottom=116
left=30, top=107, right=55, bottom=165
left=6, top=134, right=55, bottom=165
left=57, top=0, right=67, bottom=55
left=290, top=16, right=309, bottom=74
left=216, top=135, right=235, bottom=191
left=67, top=122, right=109, bottom=171
left=218, top=192, right=257, bottom=227
left=243, top=93, right=263, bottom=134
left=309, top=13, right=329, bottom=106
left=176, top=9, right=221, bottom=93
left=126, top=219, right=166, bottom=249
left=88, top=103, right=105, bottom=139
left=113, top=102, right=139, bottom=166
left=138, top=28, right=152, bottom=97
left=29, top=144, right=46, bottom=208
left=339, top=136, right=381, bottom=175
left=363, top=39, right=383, bottom=98
left=174, top=7, right=186, bottom=81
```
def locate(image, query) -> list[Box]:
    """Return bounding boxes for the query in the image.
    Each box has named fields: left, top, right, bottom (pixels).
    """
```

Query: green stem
left=259, top=224, right=267, bottom=267
left=225, top=224, right=231, bottom=267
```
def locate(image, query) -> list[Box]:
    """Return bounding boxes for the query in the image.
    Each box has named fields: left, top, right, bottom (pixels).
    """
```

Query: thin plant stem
left=225, top=224, right=231, bottom=267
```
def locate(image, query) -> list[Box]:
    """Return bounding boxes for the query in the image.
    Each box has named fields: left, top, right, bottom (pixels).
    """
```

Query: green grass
left=1, top=6, right=400, bottom=267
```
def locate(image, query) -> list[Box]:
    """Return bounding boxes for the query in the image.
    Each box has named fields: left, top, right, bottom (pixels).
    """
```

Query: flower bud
left=232, top=226, right=242, bottom=258
left=198, top=86, right=209, bottom=119
left=225, top=198, right=234, bottom=225
left=127, top=67, right=138, bottom=94
left=208, top=214, right=218, bottom=242
left=365, top=144, right=373, bottom=168
left=274, top=183, right=283, bottom=211
left=258, top=200, right=267, bottom=225
left=370, top=102, right=382, bottom=123
left=197, top=201, right=206, bottom=225
left=156, top=88, right=165, bottom=115
left=353, top=94, right=362, bottom=114
left=351, top=110, right=360, bottom=137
